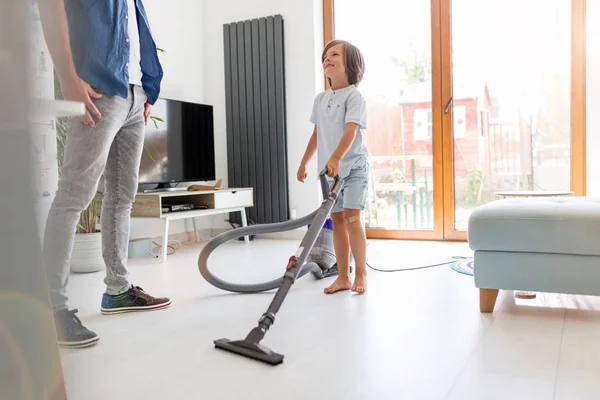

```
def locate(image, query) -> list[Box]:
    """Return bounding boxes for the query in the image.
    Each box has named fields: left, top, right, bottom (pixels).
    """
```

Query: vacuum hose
left=198, top=170, right=342, bottom=293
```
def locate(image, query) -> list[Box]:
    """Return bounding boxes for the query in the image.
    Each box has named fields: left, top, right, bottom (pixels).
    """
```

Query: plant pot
left=70, top=231, right=104, bottom=273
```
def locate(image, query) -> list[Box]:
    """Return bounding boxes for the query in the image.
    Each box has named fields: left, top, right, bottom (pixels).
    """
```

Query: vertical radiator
left=223, top=14, right=289, bottom=225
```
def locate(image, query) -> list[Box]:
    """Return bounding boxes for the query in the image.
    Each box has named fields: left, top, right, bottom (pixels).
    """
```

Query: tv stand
left=99, top=187, right=254, bottom=263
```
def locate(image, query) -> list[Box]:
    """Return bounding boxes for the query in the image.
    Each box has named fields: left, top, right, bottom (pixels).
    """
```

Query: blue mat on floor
left=450, top=257, right=474, bottom=276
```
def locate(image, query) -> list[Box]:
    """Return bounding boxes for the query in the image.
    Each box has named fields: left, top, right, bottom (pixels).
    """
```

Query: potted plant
left=70, top=191, right=104, bottom=273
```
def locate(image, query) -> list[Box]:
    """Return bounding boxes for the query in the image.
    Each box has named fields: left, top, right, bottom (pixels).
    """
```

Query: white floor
left=60, top=238, right=600, bottom=400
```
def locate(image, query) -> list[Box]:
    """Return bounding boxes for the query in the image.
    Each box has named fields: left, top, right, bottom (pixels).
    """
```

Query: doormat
left=450, top=257, right=474, bottom=276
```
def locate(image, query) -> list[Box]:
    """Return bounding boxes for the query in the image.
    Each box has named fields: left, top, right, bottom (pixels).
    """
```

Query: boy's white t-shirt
left=310, top=84, right=369, bottom=179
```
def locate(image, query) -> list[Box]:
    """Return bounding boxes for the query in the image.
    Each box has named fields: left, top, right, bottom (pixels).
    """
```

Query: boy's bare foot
left=352, top=275, right=367, bottom=294
left=324, top=277, right=352, bottom=294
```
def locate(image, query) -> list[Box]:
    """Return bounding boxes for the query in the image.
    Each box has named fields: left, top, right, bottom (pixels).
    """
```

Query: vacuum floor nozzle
left=214, top=338, right=284, bottom=366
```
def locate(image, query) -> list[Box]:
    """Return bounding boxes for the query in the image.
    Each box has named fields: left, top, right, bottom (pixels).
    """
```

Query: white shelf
left=31, top=99, right=85, bottom=120
left=139, top=205, right=247, bottom=221
left=100, top=187, right=254, bottom=263
left=137, top=187, right=252, bottom=197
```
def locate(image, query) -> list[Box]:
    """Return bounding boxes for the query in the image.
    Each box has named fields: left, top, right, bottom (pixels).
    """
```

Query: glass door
left=444, top=0, right=577, bottom=239
left=333, top=0, right=445, bottom=240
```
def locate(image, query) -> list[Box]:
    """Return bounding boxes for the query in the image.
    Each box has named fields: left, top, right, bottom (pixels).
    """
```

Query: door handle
left=444, top=96, right=453, bottom=115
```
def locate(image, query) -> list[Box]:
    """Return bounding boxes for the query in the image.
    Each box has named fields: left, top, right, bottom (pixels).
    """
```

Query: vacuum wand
left=214, top=170, right=343, bottom=365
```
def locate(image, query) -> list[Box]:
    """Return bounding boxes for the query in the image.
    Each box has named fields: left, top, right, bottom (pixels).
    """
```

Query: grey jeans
left=43, top=84, right=147, bottom=312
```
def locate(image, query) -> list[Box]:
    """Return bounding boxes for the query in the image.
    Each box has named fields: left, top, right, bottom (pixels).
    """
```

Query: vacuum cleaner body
left=308, top=218, right=353, bottom=279
left=204, top=170, right=344, bottom=365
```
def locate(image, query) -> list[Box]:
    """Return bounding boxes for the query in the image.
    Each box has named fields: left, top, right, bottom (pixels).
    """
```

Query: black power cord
left=365, top=256, right=469, bottom=273
left=152, top=240, right=175, bottom=256
left=225, top=218, right=256, bottom=241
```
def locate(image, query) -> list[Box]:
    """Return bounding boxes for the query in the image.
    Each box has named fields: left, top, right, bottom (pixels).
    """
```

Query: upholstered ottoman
left=468, top=197, right=600, bottom=312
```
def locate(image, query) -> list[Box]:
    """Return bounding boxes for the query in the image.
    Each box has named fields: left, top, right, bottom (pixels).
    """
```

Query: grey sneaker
left=54, top=309, right=99, bottom=348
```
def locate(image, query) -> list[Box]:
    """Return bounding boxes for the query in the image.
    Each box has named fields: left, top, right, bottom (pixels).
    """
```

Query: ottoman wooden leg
left=480, top=288, right=499, bottom=313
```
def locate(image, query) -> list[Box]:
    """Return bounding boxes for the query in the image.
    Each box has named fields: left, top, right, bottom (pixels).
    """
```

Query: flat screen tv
left=138, top=98, right=215, bottom=192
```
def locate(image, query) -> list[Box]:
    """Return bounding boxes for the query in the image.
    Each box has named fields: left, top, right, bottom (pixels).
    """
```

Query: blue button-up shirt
left=64, top=0, right=163, bottom=104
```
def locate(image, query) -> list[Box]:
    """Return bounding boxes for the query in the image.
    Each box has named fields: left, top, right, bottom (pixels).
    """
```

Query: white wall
left=202, top=0, right=325, bottom=224
left=132, top=0, right=328, bottom=240
left=144, top=0, right=204, bottom=104
left=586, top=0, right=600, bottom=195
left=133, top=0, right=326, bottom=240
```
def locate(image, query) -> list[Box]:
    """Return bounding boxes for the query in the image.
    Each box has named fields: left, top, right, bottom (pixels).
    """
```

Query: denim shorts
left=331, top=157, right=370, bottom=214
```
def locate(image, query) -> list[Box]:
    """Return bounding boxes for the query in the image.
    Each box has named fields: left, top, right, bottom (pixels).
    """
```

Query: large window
left=325, top=0, right=586, bottom=240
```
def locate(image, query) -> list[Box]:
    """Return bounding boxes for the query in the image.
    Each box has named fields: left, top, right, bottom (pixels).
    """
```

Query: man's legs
left=99, top=85, right=171, bottom=314
left=43, top=91, right=130, bottom=347
left=100, top=86, right=145, bottom=296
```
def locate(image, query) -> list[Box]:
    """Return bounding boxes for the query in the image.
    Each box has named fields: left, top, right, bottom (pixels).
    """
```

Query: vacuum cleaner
left=307, top=215, right=353, bottom=279
left=198, top=169, right=344, bottom=365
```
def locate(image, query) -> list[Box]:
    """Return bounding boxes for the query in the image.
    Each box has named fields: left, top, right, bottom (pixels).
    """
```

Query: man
left=37, top=0, right=171, bottom=348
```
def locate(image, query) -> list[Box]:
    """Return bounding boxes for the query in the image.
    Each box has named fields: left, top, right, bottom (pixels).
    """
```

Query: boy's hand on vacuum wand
left=297, top=164, right=307, bottom=182
left=325, top=156, right=340, bottom=177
